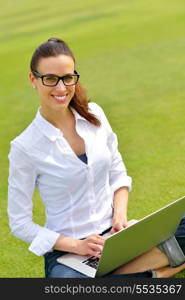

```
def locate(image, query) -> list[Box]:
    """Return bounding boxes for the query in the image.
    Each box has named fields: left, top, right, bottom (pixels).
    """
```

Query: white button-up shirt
left=8, top=102, right=132, bottom=256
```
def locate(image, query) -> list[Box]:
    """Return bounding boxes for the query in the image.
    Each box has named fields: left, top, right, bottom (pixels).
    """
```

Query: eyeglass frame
left=31, top=69, right=80, bottom=87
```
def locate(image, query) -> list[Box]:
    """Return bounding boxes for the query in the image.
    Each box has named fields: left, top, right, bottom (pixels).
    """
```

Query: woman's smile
left=52, top=94, right=68, bottom=103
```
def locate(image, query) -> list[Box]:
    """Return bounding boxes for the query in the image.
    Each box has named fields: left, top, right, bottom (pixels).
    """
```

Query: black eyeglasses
left=31, top=70, right=80, bottom=87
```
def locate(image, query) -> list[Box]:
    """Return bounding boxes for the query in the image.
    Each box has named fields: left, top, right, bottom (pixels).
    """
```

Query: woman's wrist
left=54, top=235, right=79, bottom=253
left=113, top=211, right=127, bottom=221
left=112, top=187, right=128, bottom=219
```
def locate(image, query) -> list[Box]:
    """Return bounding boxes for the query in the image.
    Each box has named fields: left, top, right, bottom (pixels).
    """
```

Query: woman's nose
left=55, top=79, right=67, bottom=91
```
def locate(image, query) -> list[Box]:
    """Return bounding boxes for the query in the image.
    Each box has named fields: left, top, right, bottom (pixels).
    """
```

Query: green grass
left=0, top=0, right=185, bottom=277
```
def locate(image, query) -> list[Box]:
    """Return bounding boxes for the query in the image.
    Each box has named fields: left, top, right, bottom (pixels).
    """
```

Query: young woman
left=8, top=38, right=185, bottom=278
left=8, top=37, right=132, bottom=278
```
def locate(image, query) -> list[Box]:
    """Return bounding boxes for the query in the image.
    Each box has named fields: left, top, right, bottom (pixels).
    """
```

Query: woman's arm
left=92, top=103, right=132, bottom=193
left=8, top=143, right=60, bottom=256
left=54, top=234, right=105, bottom=258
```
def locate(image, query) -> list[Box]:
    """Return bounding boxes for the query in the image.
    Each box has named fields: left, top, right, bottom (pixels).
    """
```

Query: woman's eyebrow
left=43, top=72, right=75, bottom=77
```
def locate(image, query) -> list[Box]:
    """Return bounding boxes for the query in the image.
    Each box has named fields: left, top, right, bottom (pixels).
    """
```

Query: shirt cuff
left=110, top=176, right=132, bottom=193
left=28, top=227, right=60, bottom=256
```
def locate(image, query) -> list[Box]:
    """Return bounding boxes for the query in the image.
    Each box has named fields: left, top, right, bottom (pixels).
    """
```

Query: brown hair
left=30, top=38, right=101, bottom=127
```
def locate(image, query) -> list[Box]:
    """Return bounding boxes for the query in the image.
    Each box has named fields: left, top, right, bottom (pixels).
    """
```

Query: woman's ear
left=29, top=71, right=36, bottom=89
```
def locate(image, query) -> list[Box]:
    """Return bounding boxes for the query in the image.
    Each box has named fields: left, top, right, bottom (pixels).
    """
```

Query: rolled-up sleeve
left=7, top=143, right=60, bottom=256
left=97, top=104, right=132, bottom=192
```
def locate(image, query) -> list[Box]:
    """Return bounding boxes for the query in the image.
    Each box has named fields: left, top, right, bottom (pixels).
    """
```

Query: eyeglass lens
left=43, top=74, right=78, bottom=86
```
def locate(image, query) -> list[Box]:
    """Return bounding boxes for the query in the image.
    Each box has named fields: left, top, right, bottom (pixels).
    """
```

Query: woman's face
left=29, top=54, right=76, bottom=114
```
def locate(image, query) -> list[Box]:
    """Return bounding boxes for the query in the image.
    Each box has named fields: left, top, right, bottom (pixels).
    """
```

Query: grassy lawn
left=0, top=0, right=185, bottom=277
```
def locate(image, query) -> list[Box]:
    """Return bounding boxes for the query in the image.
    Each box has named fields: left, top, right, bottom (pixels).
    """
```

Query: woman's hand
left=54, top=234, right=105, bottom=258
left=110, top=214, right=128, bottom=234
left=76, top=234, right=105, bottom=258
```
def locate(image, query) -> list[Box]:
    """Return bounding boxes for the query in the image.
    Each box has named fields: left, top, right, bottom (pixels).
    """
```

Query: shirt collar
left=70, top=107, right=87, bottom=122
left=33, top=107, right=87, bottom=142
left=33, top=109, right=62, bottom=142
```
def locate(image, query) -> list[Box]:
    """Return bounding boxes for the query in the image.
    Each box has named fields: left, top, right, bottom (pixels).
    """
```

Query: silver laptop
left=57, top=196, right=185, bottom=277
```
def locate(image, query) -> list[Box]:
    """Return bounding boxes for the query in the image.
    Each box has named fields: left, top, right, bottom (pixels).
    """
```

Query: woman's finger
left=88, top=235, right=105, bottom=245
left=89, top=242, right=103, bottom=253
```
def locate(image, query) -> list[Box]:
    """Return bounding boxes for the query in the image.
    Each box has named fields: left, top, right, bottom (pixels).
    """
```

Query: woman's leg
left=112, top=247, right=169, bottom=275
left=155, top=235, right=185, bottom=278
left=112, top=247, right=185, bottom=277
left=155, top=263, right=185, bottom=278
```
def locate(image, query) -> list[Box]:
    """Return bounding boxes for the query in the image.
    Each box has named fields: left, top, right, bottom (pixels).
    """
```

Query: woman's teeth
left=54, top=95, right=66, bottom=102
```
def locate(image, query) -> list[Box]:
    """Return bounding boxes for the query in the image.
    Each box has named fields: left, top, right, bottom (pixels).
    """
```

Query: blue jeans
left=174, top=217, right=185, bottom=259
left=175, top=217, right=185, bottom=252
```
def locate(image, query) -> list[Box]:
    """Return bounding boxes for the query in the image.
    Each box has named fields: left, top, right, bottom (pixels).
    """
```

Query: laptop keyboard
left=82, top=257, right=100, bottom=269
